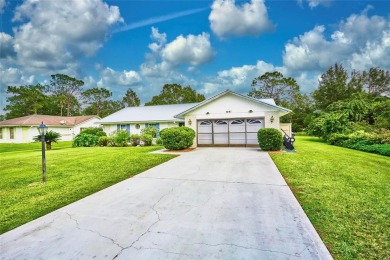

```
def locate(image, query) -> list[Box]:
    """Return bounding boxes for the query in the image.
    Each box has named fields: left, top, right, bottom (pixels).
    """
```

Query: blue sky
left=1, top=0, right=390, bottom=112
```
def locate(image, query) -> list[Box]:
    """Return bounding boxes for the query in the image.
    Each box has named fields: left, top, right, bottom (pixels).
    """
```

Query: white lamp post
left=38, top=122, right=48, bottom=183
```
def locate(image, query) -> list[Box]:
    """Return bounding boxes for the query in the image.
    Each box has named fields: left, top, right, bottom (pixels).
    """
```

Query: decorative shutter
left=126, top=124, right=130, bottom=133
left=117, top=124, right=120, bottom=131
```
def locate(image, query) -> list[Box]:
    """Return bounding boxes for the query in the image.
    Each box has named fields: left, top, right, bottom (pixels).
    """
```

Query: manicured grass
left=0, top=143, right=176, bottom=234
left=0, top=141, right=72, bottom=153
left=270, top=136, right=389, bottom=260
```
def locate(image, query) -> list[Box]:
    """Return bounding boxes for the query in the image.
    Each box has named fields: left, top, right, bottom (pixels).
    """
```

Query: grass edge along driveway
left=270, top=136, right=389, bottom=260
left=0, top=144, right=176, bottom=234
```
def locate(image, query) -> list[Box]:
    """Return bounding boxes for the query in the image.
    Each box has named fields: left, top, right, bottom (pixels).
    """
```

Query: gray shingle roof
left=99, top=103, right=198, bottom=124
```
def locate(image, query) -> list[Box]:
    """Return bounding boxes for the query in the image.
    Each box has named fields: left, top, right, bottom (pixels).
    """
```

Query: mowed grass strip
left=270, top=136, right=389, bottom=260
left=0, top=143, right=176, bottom=234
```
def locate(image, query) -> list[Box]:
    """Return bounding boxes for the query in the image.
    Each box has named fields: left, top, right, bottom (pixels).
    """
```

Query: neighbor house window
left=0, top=128, right=3, bottom=139
left=10, top=128, right=14, bottom=139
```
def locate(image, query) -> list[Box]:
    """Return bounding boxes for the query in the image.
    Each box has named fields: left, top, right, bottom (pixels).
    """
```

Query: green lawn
left=0, top=142, right=176, bottom=234
left=270, top=136, right=389, bottom=260
left=0, top=141, right=72, bottom=153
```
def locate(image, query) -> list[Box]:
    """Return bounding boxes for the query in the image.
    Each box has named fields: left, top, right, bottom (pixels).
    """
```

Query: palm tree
left=33, top=130, right=61, bottom=150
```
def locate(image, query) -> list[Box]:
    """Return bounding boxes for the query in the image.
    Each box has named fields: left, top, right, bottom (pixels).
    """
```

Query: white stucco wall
left=0, top=126, right=73, bottom=143
left=264, top=111, right=280, bottom=129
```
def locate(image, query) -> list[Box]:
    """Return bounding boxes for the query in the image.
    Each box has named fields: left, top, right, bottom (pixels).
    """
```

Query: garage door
left=197, top=118, right=264, bottom=147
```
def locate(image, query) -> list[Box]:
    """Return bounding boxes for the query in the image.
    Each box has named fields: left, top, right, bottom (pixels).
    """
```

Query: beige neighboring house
left=0, top=115, right=101, bottom=143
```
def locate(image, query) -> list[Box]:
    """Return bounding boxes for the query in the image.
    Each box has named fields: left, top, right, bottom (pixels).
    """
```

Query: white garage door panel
left=246, top=133, right=258, bottom=145
left=229, top=119, right=245, bottom=132
left=198, top=120, right=212, bottom=133
left=213, top=120, right=228, bottom=133
left=246, top=119, right=263, bottom=132
left=214, top=133, right=229, bottom=144
left=229, top=132, right=246, bottom=144
left=198, top=134, right=213, bottom=144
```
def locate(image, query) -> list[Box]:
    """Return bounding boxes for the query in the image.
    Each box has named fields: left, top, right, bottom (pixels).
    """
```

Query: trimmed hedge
left=160, top=127, right=195, bottom=150
left=328, top=130, right=390, bottom=156
left=257, top=128, right=283, bottom=151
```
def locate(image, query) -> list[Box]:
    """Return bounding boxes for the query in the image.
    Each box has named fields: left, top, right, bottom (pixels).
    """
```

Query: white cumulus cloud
left=11, top=0, right=123, bottom=74
left=283, top=10, right=390, bottom=72
left=162, top=33, right=214, bottom=66
left=97, top=67, right=142, bottom=88
left=202, top=60, right=285, bottom=95
left=141, top=28, right=213, bottom=78
left=209, top=0, right=274, bottom=38
left=0, top=32, right=15, bottom=60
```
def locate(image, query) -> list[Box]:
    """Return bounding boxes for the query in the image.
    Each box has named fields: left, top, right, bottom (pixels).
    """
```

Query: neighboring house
left=99, top=103, right=197, bottom=137
left=175, top=90, right=292, bottom=147
left=100, top=90, right=292, bottom=147
left=0, top=115, right=101, bottom=143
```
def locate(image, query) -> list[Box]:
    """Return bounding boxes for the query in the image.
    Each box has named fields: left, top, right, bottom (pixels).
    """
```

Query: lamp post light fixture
left=38, top=122, right=48, bottom=183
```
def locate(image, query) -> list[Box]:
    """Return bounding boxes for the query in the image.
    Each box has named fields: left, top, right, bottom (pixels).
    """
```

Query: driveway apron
left=0, top=148, right=332, bottom=260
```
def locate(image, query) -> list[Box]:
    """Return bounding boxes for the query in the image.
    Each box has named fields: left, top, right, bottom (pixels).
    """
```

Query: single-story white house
left=0, top=115, right=101, bottom=143
left=100, top=90, right=292, bottom=147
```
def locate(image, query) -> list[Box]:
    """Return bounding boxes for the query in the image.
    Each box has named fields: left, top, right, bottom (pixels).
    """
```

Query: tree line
left=2, top=75, right=205, bottom=119
left=248, top=64, right=389, bottom=134
left=2, top=65, right=389, bottom=135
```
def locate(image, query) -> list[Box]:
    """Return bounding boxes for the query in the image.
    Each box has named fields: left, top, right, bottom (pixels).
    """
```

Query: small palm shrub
left=160, top=127, right=195, bottom=150
left=33, top=130, right=61, bottom=150
left=257, top=128, right=283, bottom=151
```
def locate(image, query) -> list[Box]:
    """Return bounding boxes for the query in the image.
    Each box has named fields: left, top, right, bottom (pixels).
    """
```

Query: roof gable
left=175, top=90, right=291, bottom=118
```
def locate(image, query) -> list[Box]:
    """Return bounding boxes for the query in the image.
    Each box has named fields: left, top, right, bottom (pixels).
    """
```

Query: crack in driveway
left=112, top=181, right=185, bottom=259
left=63, top=211, right=124, bottom=251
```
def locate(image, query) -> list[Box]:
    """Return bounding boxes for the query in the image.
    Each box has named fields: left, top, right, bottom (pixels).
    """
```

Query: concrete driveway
left=0, top=148, right=332, bottom=259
